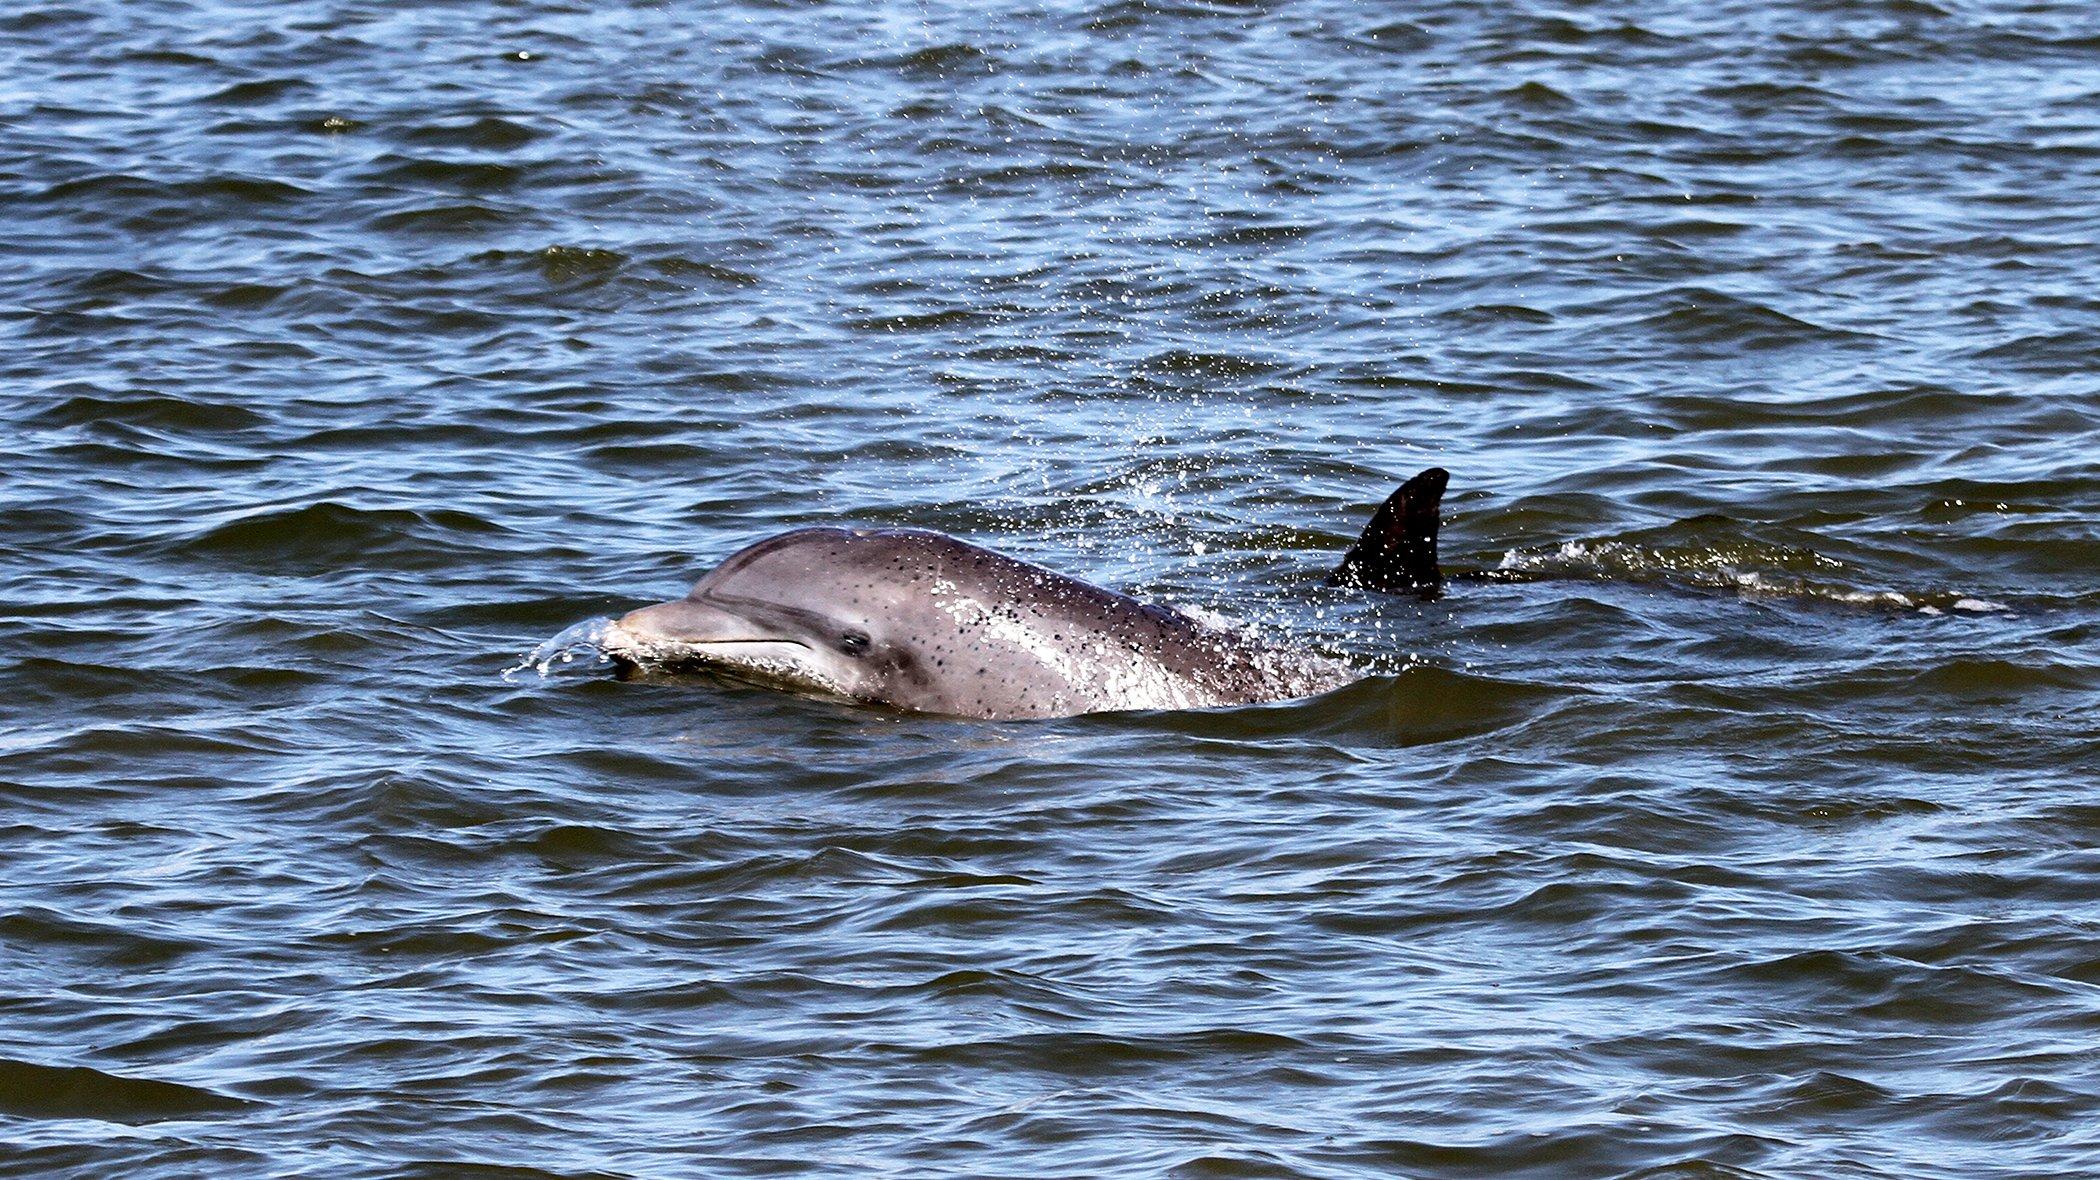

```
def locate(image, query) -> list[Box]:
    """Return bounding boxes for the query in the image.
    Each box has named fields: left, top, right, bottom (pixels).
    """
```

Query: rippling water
left=5, top=0, right=2098, bottom=1175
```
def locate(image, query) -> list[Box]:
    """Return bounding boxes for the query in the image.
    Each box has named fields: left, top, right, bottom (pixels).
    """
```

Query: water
left=3, top=0, right=2097, bottom=1174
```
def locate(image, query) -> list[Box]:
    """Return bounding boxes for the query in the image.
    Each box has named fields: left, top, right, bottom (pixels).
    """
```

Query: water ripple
left=2, top=0, right=2097, bottom=1175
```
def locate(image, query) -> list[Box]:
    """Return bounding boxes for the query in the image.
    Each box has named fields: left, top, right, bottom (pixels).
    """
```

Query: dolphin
left=601, top=468, right=1449, bottom=720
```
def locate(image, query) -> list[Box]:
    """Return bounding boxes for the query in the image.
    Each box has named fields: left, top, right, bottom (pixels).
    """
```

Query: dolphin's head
left=604, top=528, right=937, bottom=704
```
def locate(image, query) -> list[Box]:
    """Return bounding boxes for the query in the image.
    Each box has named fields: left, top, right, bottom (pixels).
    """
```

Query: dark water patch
left=26, top=388, right=268, bottom=432
left=1792, top=796, right=1946, bottom=825
left=290, top=420, right=520, bottom=451
left=1175, top=221, right=1321, bottom=249
left=180, top=501, right=510, bottom=571
left=884, top=1028, right=1316, bottom=1075
left=647, top=256, right=762, bottom=285
left=1439, top=301, right=1555, bottom=327
left=0, top=1058, right=254, bottom=1123
left=0, top=907, right=208, bottom=970
left=100, top=1005, right=317, bottom=1065
left=838, top=43, right=997, bottom=79
left=365, top=155, right=527, bottom=192
left=1968, top=328, right=2100, bottom=374
left=204, top=282, right=292, bottom=308
left=1702, top=81, right=1841, bottom=111
left=950, top=158, right=1112, bottom=190
left=521, top=822, right=662, bottom=872
left=31, top=721, right=297, bottom=766
left=843, top=307, right=990, bottom=333
left=463, top=243, right=631, bottom=287
left=202, top=77, right=310, bottom=105
left=377, top=1163, right=627, bottom=1180
left=332, top=305, right=511, bottom=336
left=1135, top=348, right=1286, bottom=380
left=1650, top=384, right=1999, bottom=432
left=1, top=8, right=93, bottom=33
left=1348, top=20, right=1435, bottom=53
left=7, top=656, right=161, bottom=705
left=1498, top=80, right=1576, bottom=110
left=63, top=268, right=183, bottom=300
left=35, top=171, right=166, bottom=203
left=1616, top=289, right=1873, bottom=351
left=1116, top=668, right=1569, bottom=749
left=27, top=172, right=313, bottom=232
left=1643, top=218, right=1753, bottom=241
left=188, top=176, right=311, bottom=203
left=1904, top=656, right=2094, bottom=700
left=122, top=48, right=222, bottom=68
left=399, top=116, right=544, bottom=149
left=370, top=202, right=523, bottom=234
left=578, top=440, right=742, bottom=468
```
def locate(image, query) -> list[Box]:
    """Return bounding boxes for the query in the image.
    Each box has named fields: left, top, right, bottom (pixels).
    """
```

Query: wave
left=1116, top=666, right=1570, bottom=746
left=180, top=501, right=509, bottom=570
left=1619, top=289, right=1874, bottom=351
left=1473, top=512, right=2016, bottom=613
left=1482, top=537, right=2010, bottom=614
left=26, top=388, right=268, bottom=433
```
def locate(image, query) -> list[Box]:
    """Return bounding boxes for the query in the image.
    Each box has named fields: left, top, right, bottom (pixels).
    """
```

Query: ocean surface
left=4, top=0, right=2098, bottom=1175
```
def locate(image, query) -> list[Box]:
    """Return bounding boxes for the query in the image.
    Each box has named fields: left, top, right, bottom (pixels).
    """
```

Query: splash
left=1490, top=540, right=2011, bottom=615
left=503, top=617, right=619, bottom=680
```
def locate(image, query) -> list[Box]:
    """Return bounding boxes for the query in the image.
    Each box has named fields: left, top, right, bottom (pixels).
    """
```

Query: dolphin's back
left=607, top=468, right=1447, bottom=719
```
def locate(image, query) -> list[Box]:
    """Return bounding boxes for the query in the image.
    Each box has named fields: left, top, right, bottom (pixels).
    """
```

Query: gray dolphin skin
left=603, top=468, right=1449, bottom=720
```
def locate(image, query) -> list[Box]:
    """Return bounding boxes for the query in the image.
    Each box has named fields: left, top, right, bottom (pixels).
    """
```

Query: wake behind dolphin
left=592, top=468, right=1449, bottom=720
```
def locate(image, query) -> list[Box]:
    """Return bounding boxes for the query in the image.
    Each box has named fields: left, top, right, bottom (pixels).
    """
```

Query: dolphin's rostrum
left=602, top=468, right=1449, bottom=719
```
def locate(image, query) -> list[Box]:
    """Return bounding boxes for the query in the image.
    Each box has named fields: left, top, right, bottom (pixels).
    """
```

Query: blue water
left=3, top=1, right=2098, bottom=1175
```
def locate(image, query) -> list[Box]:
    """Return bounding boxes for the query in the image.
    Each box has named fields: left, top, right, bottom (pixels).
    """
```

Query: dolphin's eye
left=840, top=630, right=871, bottom=656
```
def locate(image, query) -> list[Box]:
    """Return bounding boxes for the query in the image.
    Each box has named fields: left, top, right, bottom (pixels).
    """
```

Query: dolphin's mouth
left=601, top=624, right=805, bottom=662
left=598, top=623, right=834, bottom=688
left=654, top=639, right=812, bottom=673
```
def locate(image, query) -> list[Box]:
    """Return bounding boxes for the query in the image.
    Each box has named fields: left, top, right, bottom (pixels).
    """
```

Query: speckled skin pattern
left=606, top=527, right=1350, bottom=719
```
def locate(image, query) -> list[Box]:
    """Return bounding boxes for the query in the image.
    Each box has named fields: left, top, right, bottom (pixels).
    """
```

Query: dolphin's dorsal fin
left=1328, top=467, right=1447, bottom=598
